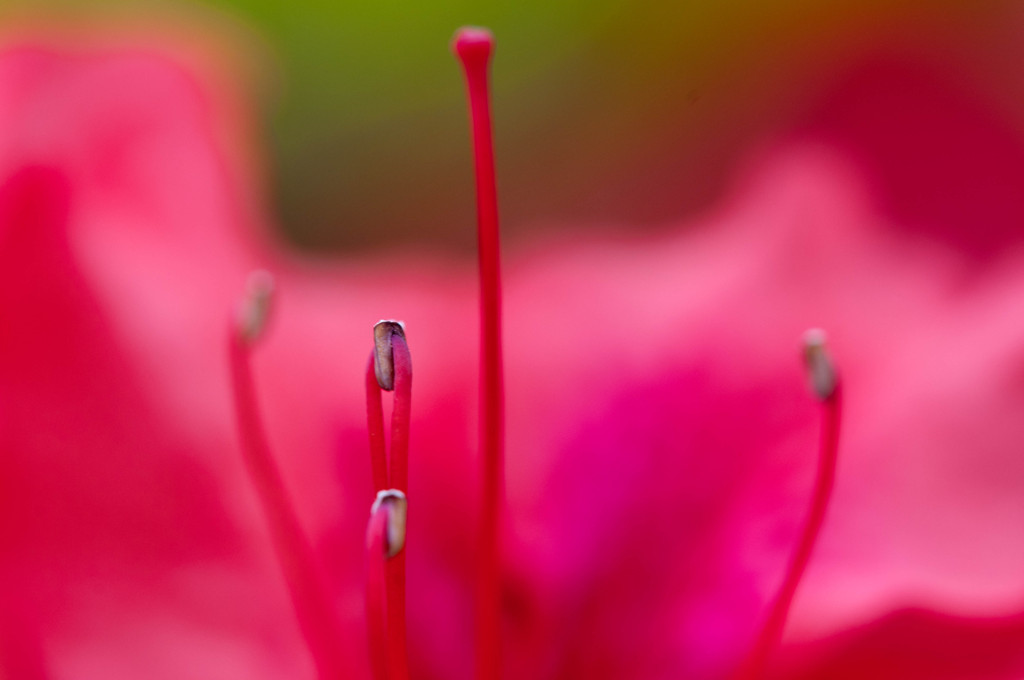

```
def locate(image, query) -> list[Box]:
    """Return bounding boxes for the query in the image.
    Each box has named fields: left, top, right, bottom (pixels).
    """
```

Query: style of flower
left=3, top=15, right=1024, bottom=680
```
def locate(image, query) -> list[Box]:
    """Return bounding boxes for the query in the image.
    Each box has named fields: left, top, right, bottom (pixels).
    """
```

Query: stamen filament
left=452, top=26, right=505, bottom=680
left=366, top=354, right=388, bottom=494
left=385, top=552, right=410, bottom=680
left=228, top=272, right=346, bottom=679
left=366, top=502, right=390, bottom=680
left=736, top=330, right=843, bottom=679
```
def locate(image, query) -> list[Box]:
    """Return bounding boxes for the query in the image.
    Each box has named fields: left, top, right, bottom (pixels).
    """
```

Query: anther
left=236, top=270, right=275, bottom=344
left=373, top=320, right=407, bottom=391
left=371, top=489, right=408, bottom=558
left=802, top=328, right=837, bottom=401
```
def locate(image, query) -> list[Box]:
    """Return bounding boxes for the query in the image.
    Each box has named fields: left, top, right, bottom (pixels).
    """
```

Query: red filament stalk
left=228, top=323, right=346, bottom=680
left=737, top=384, right=843, bottom=679
left=366, top=354, right=389, bottom=494
left=453, top=26, right=505, bottom=680
left=385, top=539, right=410, bottom=680
left=366, top=504, right=390, bottom=680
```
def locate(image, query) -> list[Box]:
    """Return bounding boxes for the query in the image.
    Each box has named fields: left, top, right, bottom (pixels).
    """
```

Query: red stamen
left=452, top=26, right=505, bottom=680
left=736, top=330, right=842, bottom=680
left=365, top=490, right=410, bottom=680
left=228, top=272, right=346, bottom=679
left=365, top=322, right=412, bottom=680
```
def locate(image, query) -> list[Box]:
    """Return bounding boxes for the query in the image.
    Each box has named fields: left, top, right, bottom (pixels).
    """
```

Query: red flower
left=3, top=16, right=1024, bottom=680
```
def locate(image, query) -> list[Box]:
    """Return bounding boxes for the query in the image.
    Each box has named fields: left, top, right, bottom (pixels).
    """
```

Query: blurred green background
left=0, top=0, right=1002, bottom=252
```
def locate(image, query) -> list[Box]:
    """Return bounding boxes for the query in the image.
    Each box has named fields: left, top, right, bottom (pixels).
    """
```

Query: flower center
left=226, top=27, right=844, bottom=680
